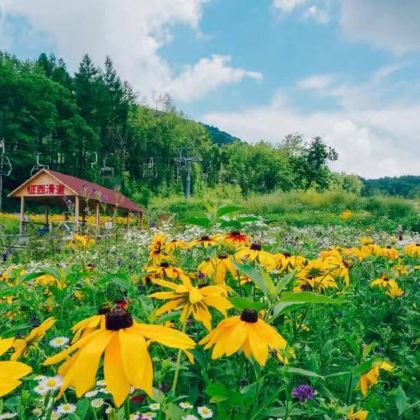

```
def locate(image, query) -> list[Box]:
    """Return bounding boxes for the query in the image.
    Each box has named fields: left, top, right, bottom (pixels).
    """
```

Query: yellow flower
left=11, top=317, right=56, bottom=360
left=69, top=235, right=95, bottom=249
left=164, top=239, right=187, bottom=253
left=144, top=263, right=186, bottom=281
left=277, top=346, right=296, bottom=365
left=189, top=235, right=217, bottom=248
left=150, top=276, right=232, bottom=330
left=148, top=234, right=172, bottom=265
left=0, top=338, right=32, bottom=397
left=44, top=307, right=195, bottom=407
left=347, top=408, right=368, bottom=420
left=386, top=281, right=404, bottom=299
left=199, top=309, right=287, bottom=366
left=404, top=243, right=420, bottom=257
left=377, top=246, right=399, bottom=259
left=235, top=243, right=276, bottom=271
left=34, top=274, right=64, bottom=289
left=222, top=231, right=250, bottom=248
left=71, top=312, right=107, bottom=343
left=359, top=236, right=374, bottom=246
left=358, top=360, right=393, bottom=396
left=274, top=252, right=307, bottom=272
left=340, top=210, right=353, bottom=219
left=294, top=259, right=339, bottom=292
left=370, top=275, right=394, bottom=289
left=198, top=254, right=238, bottom=284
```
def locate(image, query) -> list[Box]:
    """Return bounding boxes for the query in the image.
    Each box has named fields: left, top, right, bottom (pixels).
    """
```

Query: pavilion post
left=45, top=205, right=49, bottom=225
left=74, top=196, right=80, bottom=232
left=139, top=212, right=144, bottom=230
left=95, top=202, right=100, bottom=228
left=19, top=196, right=25, bottom=235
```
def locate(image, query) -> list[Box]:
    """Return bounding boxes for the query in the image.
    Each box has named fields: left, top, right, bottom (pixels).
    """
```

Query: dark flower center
left=241, top=309, right=258, bottom=323
left=106, top=307, right=133, bottom=330
left=160, top=262, right=170, bottom=268
left=98, top=306, right=111, bottom=315
left=283, top=252, right=291, bottom=258
left=250, top=243, right=262, bottom=251
left=198, top=282, right=209, bottom=288
left=230, top=231, right=241, bottom=236
left=201, top=236, right=210, bottom=241
left=218, top=254, right=228, bottom=260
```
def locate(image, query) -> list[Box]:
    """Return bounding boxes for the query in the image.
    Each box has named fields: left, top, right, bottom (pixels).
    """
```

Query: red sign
left=27, top=184, right=65, bottom=195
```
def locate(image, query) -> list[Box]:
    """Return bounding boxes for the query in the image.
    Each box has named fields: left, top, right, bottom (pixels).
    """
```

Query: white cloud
left=303, top=5, right=329, bottom=24
left=340, top=0, right=420, bottom=53
left=202, top=71, right=420, bottom=178
left=273, top=0, right=308, bottom=13
left=298, top=74, right=334, bottom=91
left=165, top=55, right=262, bottom=102
left=0, top=0, right=260, bottom=103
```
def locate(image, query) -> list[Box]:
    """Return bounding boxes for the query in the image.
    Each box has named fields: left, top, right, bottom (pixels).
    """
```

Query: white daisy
left=40, top=376, right=63, bottom=391
left=197, top=406, right=213, bottom=419
left=96, top=379, right=106, bottom=386
left=149, top=403, right=160, bottom=411
left=182, top=416, right=199, bottom=420
left=179, top=402, right=194, bottom=409
left=84, top=390, right=99, bottom=398
left=56, top=403, right=76, bottom=415
left=32, top=408, right=43, bottom=417
left=48, top=337, right=69, bottom=348
left=91, top=398, right=104, bottom=409
left=34, top=384, right=48, bottom=396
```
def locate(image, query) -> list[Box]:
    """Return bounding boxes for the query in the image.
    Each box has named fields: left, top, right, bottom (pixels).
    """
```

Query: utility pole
left=0, top=140, right=13, bottom=211
left=175, top=149, right=202, bottom=199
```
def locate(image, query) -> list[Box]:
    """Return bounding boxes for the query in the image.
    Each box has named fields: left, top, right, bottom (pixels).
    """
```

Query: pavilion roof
left=9, top=169, right=142, bottom=213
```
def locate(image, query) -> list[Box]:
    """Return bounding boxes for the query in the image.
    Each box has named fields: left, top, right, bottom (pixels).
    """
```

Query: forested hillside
left=1, top=52, right=359, bottom=207
left=362, top=176, right=420, bottom=198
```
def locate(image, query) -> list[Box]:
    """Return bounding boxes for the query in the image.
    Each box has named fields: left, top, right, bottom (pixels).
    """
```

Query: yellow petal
left=104, top=333, right=131, bottom=407
left=134, top=323, right=195, bottom=349
left=248, top=325, right=269, bottom=366
left=0, top=337, right=14, bottom=357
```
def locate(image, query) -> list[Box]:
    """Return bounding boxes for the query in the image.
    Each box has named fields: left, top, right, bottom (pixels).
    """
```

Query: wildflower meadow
left=0, top=207, right=419, bottom=420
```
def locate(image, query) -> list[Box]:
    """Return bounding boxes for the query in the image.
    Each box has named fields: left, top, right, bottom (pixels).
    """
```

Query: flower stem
left=123, top=398, right=130, bottom=420
left=171, top=322, right=187, bottom=394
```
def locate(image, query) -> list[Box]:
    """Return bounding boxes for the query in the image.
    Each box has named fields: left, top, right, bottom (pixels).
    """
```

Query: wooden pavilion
left=8, top=169, right=143, bottom=234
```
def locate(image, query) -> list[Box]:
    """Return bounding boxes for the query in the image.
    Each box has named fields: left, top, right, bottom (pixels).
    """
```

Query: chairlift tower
left=174, top=149, right=202, bottom=199
left=0, top=140, right=13, bottom=211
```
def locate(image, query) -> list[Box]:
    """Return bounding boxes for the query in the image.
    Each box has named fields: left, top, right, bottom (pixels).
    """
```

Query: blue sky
left=1, top=0, right=420, bottom=177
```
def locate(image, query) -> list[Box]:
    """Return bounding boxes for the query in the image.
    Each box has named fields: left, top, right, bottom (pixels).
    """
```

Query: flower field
left=0, top=216, right=419, bottom=420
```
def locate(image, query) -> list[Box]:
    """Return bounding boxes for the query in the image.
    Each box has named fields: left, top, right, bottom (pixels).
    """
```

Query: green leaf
left=206, top=383, right=229, bottom=403
left=283, top=366, right=325, bottom=379
left=110, top=276, right=130, bottom=290
left=395, top=386, right=409, bottom=415
left=230, top=296, right=266, bottom=311
left=275, top=270, right=296, bottom=294
left=278, top=292, right=346, bottom=305
left=263, top=407, right=307, bottom=416
left=271, top=302, right=304, bottom=320
left=234, top=263, right=276, bottom=297
left=352, top=359, right=375, bottom=375
left=182, top=216, right=211, bottom=228
left=75, top=398, right=90, bottom=420
left=164, top=403, right=185, bottom=420
left=216, top=205, right=243, bottom=218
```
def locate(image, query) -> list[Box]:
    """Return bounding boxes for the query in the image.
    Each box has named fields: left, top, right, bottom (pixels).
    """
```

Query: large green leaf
left=394, top=386, right=409, bottom=416
left=283, top=366, right=325, bottom=379
left=182, top=216, right=211, bottom=228
left=230, top=296, right=266, bottom=311
left=234, top=263, right=276, bottom=297
left=216, top=205, right=243, bottom=218
left=278, top=291, right=346, bottom=305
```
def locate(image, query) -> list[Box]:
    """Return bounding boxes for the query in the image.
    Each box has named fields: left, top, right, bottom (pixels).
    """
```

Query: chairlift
left=30, top=153, right=49, bottom=176
left=0, top=140, right=12, bottom=176
left=142, top=157, right=157, bottom=178
left=100, top=157, right=114, bottom=179
left=90, top=152, right=98, bottom=169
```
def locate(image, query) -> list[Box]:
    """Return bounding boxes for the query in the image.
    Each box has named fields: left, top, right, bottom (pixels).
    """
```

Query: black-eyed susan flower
left=404, top=243, right=420, bottom=257
left=370, top=275, right=394, bottom=289
left=358, top=360, right=393, bottom=397
left=189, top=235, right=217, bottom=248
left=274, top=252, right=307, bottom=273
left=386, top=281, right=404, bottom=299
left=235, top=243, right=276, bottom=271
left=378, top=246, right=399, bottom=259
left=150, top=276, right=232, bottom=330
left=69, top=234, right=95, bottom=249
left=11, top=317, right=56, bottom=360
left=164, top=239, right=187, bottom=253
left=347, top=408, right=368, bottom=420
left=44, top=307, right=195, bottom=407
left=199, top=309, right=287, bottom=366
left=144, top=262, right=186, bottom=281
left=148, top=234, right=172, bottom=265
left=222, top=231, right=250, bottom=248
left=197, top=254, right=238, bottom=284
left=0, top=337, right=32, bottom=397
left=294, top=259, right=338, bottom=292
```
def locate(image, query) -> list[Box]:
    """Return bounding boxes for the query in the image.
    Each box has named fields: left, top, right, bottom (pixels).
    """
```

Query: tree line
left=0, top=52, right=358, bottom=209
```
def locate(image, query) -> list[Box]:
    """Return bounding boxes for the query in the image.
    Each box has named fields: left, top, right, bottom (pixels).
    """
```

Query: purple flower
left=292, top=384, right=315, bottom=402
